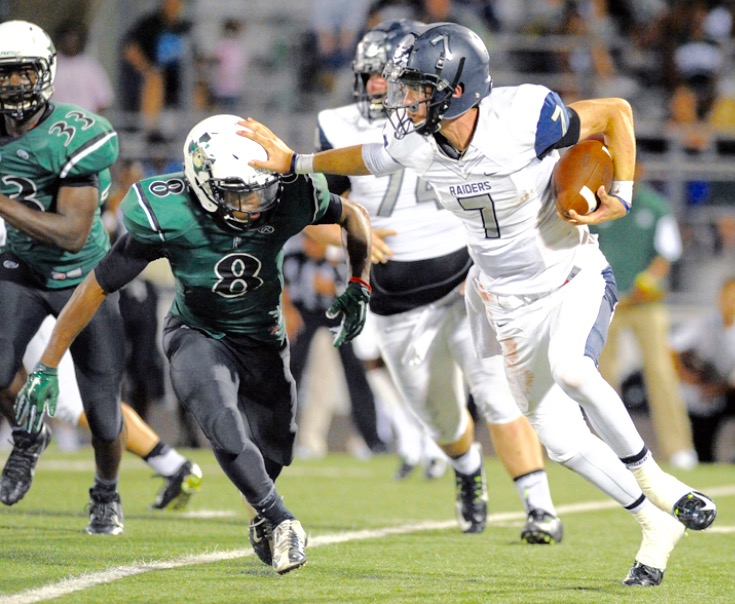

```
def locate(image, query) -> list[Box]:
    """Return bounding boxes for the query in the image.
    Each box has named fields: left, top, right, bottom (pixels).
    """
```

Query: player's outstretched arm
left=325, top=198, right=372, bottom=347
left=337, top=198, right=372, bottom=292
left=40, top=270, right=109, bottom=369
left=237, top=118, right=371, bottom=176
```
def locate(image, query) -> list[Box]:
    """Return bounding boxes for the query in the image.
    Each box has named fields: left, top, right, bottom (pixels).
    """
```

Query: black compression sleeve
left=312, top=193, right=343, bottom=225
left=95, top=233, right=165, bottom=293
left=325, top=173, right=351, bottom=195
left=59, top=173, right=99, bottom=188
left=553, top=107, right=581, bottom=149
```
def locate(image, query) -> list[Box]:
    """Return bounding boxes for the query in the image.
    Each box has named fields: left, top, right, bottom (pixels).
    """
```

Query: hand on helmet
left=236, top=118, right=294, bottom=174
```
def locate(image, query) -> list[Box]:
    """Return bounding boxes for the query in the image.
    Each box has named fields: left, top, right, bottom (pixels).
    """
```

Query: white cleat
left=272, top=519, right=307, bottom=574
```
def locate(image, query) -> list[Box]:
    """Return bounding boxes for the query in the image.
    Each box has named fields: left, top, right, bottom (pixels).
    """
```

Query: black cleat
left=393, top=460, right=417, bottom=481
left=453, top=444, right=488, bottom=534
left=622, top=562, right=664, bottom=586
left=87, top=487, right=124, bottom=535
left=249, top=514, right=274, bottom=565
left=673, top=491, right=717, bottom=531
left=521, top=509, right=563, bottom=544
left=151, top=460, right=203, bottom=510
left=0, top=424, right=52, bottom=506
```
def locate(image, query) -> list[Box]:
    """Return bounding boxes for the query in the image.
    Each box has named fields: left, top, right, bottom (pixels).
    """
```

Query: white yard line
left=2, top=485, right=734, bottom=604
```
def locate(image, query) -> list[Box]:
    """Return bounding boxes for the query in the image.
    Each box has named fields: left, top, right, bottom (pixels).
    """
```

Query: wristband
left=34, top=362, right=58, bottom=375
left=289, top=153, right=297, bottom=174
left=610, top=180, right=633, bottom=214
left=294, top=153, right=315, bottom=174
left=349, top=276, right=372, bottom=292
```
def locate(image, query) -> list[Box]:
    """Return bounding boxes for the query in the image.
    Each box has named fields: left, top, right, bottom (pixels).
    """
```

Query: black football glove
left=326, top=280, right=371, bottom=347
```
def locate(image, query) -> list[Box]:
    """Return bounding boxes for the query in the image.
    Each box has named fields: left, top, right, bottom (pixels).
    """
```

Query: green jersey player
left=0, top=20, right=128, bottom=534
left=16, top=114, right=373, bottom=574
left=0, top=20, right=201, bottom=534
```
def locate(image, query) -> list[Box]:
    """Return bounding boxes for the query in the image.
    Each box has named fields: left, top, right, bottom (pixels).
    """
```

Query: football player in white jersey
left=308, top=19, right=562, bottom=542
left=240, top=21, right=717, bottom=588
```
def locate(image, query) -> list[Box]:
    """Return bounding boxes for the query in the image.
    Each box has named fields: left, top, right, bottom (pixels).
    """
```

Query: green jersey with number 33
left=121, top=172, right=334, bottom=342
left=0, top=102, right=118, bottom=288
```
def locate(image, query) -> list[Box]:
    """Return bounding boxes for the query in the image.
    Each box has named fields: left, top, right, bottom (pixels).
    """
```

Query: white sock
left=147, top=448, right=187, bottom=477
left=514, top=470, right=557, bottom=515
left=450, top=443, right=481, bottom=475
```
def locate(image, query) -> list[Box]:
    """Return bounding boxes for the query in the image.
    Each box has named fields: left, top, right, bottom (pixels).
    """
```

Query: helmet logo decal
left=189, top=142, right=209, bottom=174
left=393, top=35, right=414, bottom=68
left=365, top=40, right=381, bottom=59
left=430, top=34, right=452, bottom=70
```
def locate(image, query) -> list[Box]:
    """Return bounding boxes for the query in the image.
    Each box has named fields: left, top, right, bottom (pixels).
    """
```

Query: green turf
left=0, top=447, right=733, bottom=603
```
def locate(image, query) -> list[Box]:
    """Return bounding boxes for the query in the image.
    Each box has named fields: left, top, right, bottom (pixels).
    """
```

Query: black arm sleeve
left=312, top=193, right=344, bottom=225
left=59, top=173, right=99, bottom=188
left=95, top=232, right=165, bottom=293
left=551, top=107, right=581, bottom=150
left=325, top=173, right=352, bottom=195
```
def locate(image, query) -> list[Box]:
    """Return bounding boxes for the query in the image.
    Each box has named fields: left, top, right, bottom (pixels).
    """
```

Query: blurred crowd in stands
left=2, top=0, right=734, bottom=467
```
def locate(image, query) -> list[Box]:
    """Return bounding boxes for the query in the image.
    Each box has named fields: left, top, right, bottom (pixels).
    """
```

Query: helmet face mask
left=382, top=23, right=492, bottom=139
left=383, top=58, right=455, bottom=137
left=184, top=115, right=282, bottom=232
left=211, top=177, right=280, bottom=227
left=0, top=21, right=56, bottom=121
left=352, top=19, right=423, bottom=121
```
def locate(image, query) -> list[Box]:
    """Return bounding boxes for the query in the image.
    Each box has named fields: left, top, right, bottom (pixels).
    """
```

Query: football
left=552, top=139, right=614, bottom=218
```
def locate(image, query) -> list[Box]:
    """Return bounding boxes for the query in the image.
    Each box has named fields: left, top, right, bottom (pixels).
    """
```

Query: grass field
left=0, top=446, right=733, bottom=604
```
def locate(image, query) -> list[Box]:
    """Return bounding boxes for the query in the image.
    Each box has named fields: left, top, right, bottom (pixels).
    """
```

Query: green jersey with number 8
left=121, top=171, right=334, bottom=342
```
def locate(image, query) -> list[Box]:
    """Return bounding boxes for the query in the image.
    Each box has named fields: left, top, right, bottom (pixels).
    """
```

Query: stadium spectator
left=209, top=18, right=250, bottom=113
left=672, top=275, right=735, bottom=462
left=52, top=20, right=114, bottom=115
left=367, top=0, right=423, bottom=27
left=309, top=0, right=371, bottom=95
left=675, top=213, right=735, bottom=306
left=120, top=0, right=194, bottom=141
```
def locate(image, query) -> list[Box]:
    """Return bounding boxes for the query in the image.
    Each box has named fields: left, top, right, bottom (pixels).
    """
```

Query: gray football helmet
left=383, top=22, right=492, bottom=137
left=352, top=19, right=424, bottom=121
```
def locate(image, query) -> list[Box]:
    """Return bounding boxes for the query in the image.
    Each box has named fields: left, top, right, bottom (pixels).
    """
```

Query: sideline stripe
left=3, top=485, right=734, bottom=604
